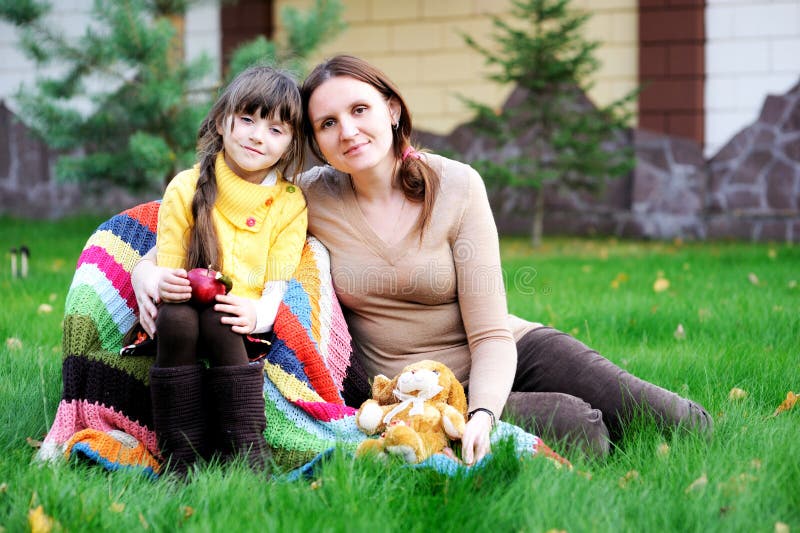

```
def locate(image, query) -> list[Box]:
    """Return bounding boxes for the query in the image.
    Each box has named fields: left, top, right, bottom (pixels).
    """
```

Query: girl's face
left=217, top=111, right=293, bottom=183
left=307, top=76, right=400, bottom=179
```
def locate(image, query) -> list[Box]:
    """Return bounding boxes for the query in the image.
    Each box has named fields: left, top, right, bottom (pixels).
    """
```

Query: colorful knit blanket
left=36, top=201, right=364, bottom=475
left=36, top=201, right=564, bottom=477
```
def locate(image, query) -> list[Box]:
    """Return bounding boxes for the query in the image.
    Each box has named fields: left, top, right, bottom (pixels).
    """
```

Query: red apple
left=187, top=266, right=233, bottom=307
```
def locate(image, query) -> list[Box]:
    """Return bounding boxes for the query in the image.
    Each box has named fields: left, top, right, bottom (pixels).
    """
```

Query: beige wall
left=276, top=0, right=637, bottom=134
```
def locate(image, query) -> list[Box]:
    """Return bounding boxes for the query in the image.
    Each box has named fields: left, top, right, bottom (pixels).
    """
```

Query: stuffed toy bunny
left=355, top=359, right=468, bottom=463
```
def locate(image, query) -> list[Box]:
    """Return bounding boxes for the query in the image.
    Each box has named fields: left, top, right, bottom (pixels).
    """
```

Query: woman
left=134, top=55, right=712, bottom=465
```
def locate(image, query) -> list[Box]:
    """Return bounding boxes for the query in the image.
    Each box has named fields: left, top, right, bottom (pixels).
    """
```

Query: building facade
left=1, top=0, right=798, bottom=239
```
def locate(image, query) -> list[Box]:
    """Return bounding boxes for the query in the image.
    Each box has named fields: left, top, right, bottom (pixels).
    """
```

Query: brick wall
left=275, top=0, right=639, bottom=134
left=638, top=0, right=705, bottom=144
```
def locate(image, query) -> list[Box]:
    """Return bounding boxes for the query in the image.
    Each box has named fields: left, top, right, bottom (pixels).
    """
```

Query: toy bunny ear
left=371, top=374, right=397, bottom=404
left=444, top=367, right=468, bottom=416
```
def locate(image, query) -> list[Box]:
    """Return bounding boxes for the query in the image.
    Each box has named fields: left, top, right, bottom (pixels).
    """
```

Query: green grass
left=1, top=217, right=798, bottom=532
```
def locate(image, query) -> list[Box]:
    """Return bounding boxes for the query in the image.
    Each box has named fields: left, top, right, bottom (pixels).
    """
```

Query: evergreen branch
left=0, top=0, right=49, bottom=26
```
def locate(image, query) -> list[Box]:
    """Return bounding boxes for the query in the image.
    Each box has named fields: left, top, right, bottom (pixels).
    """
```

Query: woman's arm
left=454, top=165, right=517, bottom=464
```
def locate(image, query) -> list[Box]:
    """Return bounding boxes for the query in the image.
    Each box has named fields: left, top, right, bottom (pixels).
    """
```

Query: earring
left=392, top=122, right=399, bottom=131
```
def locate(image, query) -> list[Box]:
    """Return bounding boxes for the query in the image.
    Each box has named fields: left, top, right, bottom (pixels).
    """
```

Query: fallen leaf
left=748, top=272, right=760, bottom=285
left=789, top=280, right=797, bottom=289
left=26, top=437, right=43, bottom=449
left=181, top=506, right=194, bottom=519
left=653, top=277, right=670, bottom=293
left=768, top=248, right=777, bottom=259
left=5, top=337, right=22, bottom=351
left=310, top=480, right=323, bottom=490
left=719, top=473, right=757, bottom=495
left=610, top=272, right=629, bottom=289
left=728, top=387, right=748, bottom=401
left=674, top=324, right=686, bottom=340
left=685, top=473, right=708, bottom=493
left=657, top=443, right=670, bottom=457
left=775, top=522, right=790, bottom=533
left=618, top=469, right=640, bottom=488
left=771, top=391, right=798, bottom=417
left=28, top=506, right=55, bottom=533
left=37, top=304, right=53, bottom=314
left=138, top=512, right=149, bottom=530
left=109, top=502, right=125, bottom=513
left=0, top=482, right=7, bottom=493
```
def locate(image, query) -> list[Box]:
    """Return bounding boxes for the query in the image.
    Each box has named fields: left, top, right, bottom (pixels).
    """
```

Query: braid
left=188, top=118, right=222, bottom=270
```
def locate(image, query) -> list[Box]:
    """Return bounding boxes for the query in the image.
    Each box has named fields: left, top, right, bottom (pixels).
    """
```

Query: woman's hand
left=131, top=259, right=160, bottom=337
left=215, top=294, right=257, bottom=334
left=460, top=411, right=493, bottom=466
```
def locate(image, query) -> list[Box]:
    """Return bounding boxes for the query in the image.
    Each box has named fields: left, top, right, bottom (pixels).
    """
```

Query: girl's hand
left=215, top=293, right=257, bottom=334
left=157, top=268, right=191, bottom=303
left=131, top=259, right=191, bottom=337
left=460, top=411, right=493, bottom=466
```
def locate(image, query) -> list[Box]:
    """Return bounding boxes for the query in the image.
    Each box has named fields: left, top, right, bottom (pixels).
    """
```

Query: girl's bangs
left=232, top=77, right=301, bottom=126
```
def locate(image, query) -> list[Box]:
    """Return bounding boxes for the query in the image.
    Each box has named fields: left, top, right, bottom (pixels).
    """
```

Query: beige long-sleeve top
left=298, top=154, right=537, bottom=416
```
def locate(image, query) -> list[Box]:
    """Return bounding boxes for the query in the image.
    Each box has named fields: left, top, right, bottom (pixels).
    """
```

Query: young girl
left=146, top=66, right=307, bottom=476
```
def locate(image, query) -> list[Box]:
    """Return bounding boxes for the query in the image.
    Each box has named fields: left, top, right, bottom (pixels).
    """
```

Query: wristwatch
left=467, top=407, right=496, bottom=428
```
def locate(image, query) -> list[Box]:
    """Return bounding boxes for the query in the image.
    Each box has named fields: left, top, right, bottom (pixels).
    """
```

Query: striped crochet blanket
left=36, top=201, right=365, bottom=475
left=36, top=201, right=564, bottom=477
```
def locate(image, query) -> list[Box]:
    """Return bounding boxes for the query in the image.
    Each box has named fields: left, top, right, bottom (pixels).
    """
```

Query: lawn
left=1, top=215, right=798, bottom=532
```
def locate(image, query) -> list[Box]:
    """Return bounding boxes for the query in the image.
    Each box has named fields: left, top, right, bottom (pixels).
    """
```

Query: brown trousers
left=155, top=303, right=249, bottom=368
left=344, top=327, right=712, bottom=458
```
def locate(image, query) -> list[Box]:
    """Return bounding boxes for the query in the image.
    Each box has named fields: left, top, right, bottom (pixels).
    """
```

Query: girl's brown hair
left=188, top=66, right=304, bottom=271
left=300, top=55, right=439, bottom=233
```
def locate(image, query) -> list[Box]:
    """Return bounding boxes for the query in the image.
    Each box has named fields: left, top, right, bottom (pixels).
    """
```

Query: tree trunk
left=166, top=13, right=185, bottom=70
left=531, top=188, right=544, bottom=247
left=162, top=13, right=185, bottom=189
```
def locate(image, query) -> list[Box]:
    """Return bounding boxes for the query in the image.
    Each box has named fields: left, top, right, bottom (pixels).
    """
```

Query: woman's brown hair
left=188, top=66, right=304, bottom=271
left=300, top=55, right=439, bottom=233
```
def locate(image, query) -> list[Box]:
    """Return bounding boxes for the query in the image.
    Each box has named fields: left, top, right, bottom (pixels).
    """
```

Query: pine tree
left=0, top=0, right=344, bottom=192
left=463, top=0, right=636, bottom=246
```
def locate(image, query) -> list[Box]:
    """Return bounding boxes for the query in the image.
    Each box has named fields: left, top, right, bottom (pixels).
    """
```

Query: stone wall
left=0, top=101, right=157, bottom=219
left=1, top=82, right=799, bottom=242
left=417, top=79, right=800, bottom=243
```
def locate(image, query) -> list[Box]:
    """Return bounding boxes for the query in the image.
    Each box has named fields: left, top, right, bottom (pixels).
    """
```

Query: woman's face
left=307, top=76, right=400, bottom=178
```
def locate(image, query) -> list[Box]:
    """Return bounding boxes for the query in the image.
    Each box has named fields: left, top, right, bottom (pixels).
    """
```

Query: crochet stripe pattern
left=37, top=201, right=364, bottom=474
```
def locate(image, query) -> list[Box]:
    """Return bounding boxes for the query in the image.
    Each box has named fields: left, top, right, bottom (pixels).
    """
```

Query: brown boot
left=149, top=364, right=207, bottom=477
left=206, top=361, right=271, bottom=472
